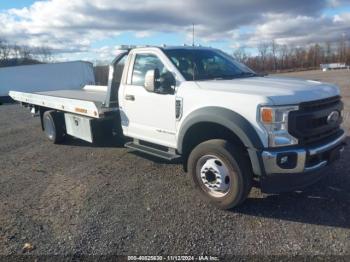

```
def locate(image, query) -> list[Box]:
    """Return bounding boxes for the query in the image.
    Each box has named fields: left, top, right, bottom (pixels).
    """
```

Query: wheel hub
left=199, top=157, right=230, bottom=195
left=204, top=170, right=216, bottom=183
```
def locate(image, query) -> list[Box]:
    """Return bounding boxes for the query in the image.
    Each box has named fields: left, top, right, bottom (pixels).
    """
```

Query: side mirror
left=144, top=69, right=160, bottom=92
left=159, top=72, right=176, bottom=93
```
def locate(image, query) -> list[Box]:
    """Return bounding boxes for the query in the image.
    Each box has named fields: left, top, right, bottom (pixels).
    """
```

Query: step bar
left=125, top=140, right=180, bottom=161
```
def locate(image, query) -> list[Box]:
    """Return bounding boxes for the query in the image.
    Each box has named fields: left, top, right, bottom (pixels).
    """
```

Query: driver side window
left=131, top=54, right=168, bottom=86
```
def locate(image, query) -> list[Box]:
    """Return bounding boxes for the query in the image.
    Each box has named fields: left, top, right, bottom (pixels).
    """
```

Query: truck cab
left=10, top=46, right=347, bottom=209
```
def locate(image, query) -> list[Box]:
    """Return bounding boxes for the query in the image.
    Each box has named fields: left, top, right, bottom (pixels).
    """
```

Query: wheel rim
left=44, top=115, right=55, bottom=140
left=196, top=155, right=231, bottom=198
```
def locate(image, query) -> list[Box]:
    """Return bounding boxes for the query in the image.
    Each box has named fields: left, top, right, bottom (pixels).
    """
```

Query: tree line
left=1, top=37, right=349, bottom=73
left=233, top=38, right=350, bottom=73
left=0, top=39, right=52, bottom=67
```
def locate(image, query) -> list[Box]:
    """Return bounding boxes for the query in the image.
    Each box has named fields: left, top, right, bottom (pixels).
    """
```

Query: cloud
left=240, top=13, right=350, bottom=47
left=0, top=0, right=348, bottom=58
left=135, top=31, right=153, bottom=38
left=327, top=0, right=350, bottom=7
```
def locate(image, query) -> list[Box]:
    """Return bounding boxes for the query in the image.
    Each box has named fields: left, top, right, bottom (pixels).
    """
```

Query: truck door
left=121, top=52, right=176, bottom=148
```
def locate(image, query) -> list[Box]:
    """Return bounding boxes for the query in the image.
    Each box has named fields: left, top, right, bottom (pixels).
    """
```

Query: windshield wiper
left=234, top=72, right=257, bottom=78
left=210, top=72, right=257, bottom=80
left=196, top=72, right=258, bottom=81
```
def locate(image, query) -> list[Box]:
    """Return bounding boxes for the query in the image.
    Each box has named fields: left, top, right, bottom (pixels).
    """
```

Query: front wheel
left=187, top=139, right=252, bottom=209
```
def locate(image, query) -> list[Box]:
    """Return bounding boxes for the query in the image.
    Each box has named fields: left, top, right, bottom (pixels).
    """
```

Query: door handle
left=125, top=94, right=135, bottom=101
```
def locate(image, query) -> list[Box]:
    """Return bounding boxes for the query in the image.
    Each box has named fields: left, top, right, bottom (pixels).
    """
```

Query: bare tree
left=278, top=44, right=288, bottom=70
left=347, top=44, right=350, bottom=65
left=325, top=41, right=332, bottom=63
left=337, top=34, right=347, bottom=63
left=257, top=42, right=269, bottom=71
left=12, top=44, right=22, bottom=60
left=36, top=46, right=53, bottom=62
left=270, top=40, right=279, bottom=71
left=0, top=40, right=11, bottom=61
left=242, top=37, right=350, bottom=73
left=233, top=47, right=248, bottom=64
left=20, top=46, right=32, bottom=60
left=307, top=44, right=324, bottom=68
left=0, top=39, right=54, bottom=67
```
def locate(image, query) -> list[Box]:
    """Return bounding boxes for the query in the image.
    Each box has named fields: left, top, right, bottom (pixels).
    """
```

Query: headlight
left=259, top=106, right=299, bottom=147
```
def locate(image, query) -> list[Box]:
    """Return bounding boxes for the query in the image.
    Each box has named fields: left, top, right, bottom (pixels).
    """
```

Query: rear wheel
left=188, top=139, right=252, bottom=209
left=43, top=111, right=66, bottom=144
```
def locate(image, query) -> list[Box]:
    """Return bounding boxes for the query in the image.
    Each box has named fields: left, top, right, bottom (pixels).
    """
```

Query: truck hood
left=196, top=76, right=340, bottom=105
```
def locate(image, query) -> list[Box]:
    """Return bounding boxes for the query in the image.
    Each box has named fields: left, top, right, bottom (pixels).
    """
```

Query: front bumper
left=260, top=129, right=347, bottom=193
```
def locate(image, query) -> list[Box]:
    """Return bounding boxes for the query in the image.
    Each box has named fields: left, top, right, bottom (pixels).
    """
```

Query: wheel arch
left=177, top=107, right=264, bottom=175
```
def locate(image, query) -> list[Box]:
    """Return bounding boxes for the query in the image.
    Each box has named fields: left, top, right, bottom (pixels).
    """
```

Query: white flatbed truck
left=10, top=46, right=347, bottom=209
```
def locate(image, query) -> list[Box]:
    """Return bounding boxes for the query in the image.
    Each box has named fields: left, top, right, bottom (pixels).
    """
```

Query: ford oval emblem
left=327, top=111, right=340, bottom=125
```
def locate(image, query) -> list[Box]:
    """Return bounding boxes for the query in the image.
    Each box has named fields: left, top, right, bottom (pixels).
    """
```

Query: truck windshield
left=164, top=49, right=256, bottom=81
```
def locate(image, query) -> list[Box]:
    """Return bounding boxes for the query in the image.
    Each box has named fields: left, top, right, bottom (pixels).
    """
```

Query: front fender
left=177, top=107, right=265, bottom=175
left=177, top=107, right=263, bottom=152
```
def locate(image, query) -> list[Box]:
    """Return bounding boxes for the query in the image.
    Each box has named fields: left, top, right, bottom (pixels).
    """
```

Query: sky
left=0, top=0, right=350, bottom=63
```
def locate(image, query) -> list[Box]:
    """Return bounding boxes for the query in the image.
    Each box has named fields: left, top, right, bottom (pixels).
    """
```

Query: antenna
left=192, top=23, right=195, bottom=46
left=190, top=23, right=196, bottom=81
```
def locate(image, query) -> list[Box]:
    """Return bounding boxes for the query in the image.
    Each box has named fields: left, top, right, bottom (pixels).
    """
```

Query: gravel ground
left=1, top=70, right=350, bottom=258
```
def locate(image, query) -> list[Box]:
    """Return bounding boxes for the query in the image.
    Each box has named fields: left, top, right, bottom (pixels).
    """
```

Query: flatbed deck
left=9, top=85, right=115, bottom=118
left=37, top=89, right=107, bottom=104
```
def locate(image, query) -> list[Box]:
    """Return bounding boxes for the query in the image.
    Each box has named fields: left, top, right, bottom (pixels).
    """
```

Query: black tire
left=188, top=139, right=252, bottom=209
left=43, top=111, right=66, bottom=144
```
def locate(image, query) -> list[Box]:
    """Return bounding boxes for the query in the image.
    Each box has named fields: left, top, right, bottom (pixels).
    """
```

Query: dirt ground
left=0, top=70, right=350, bottom=258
